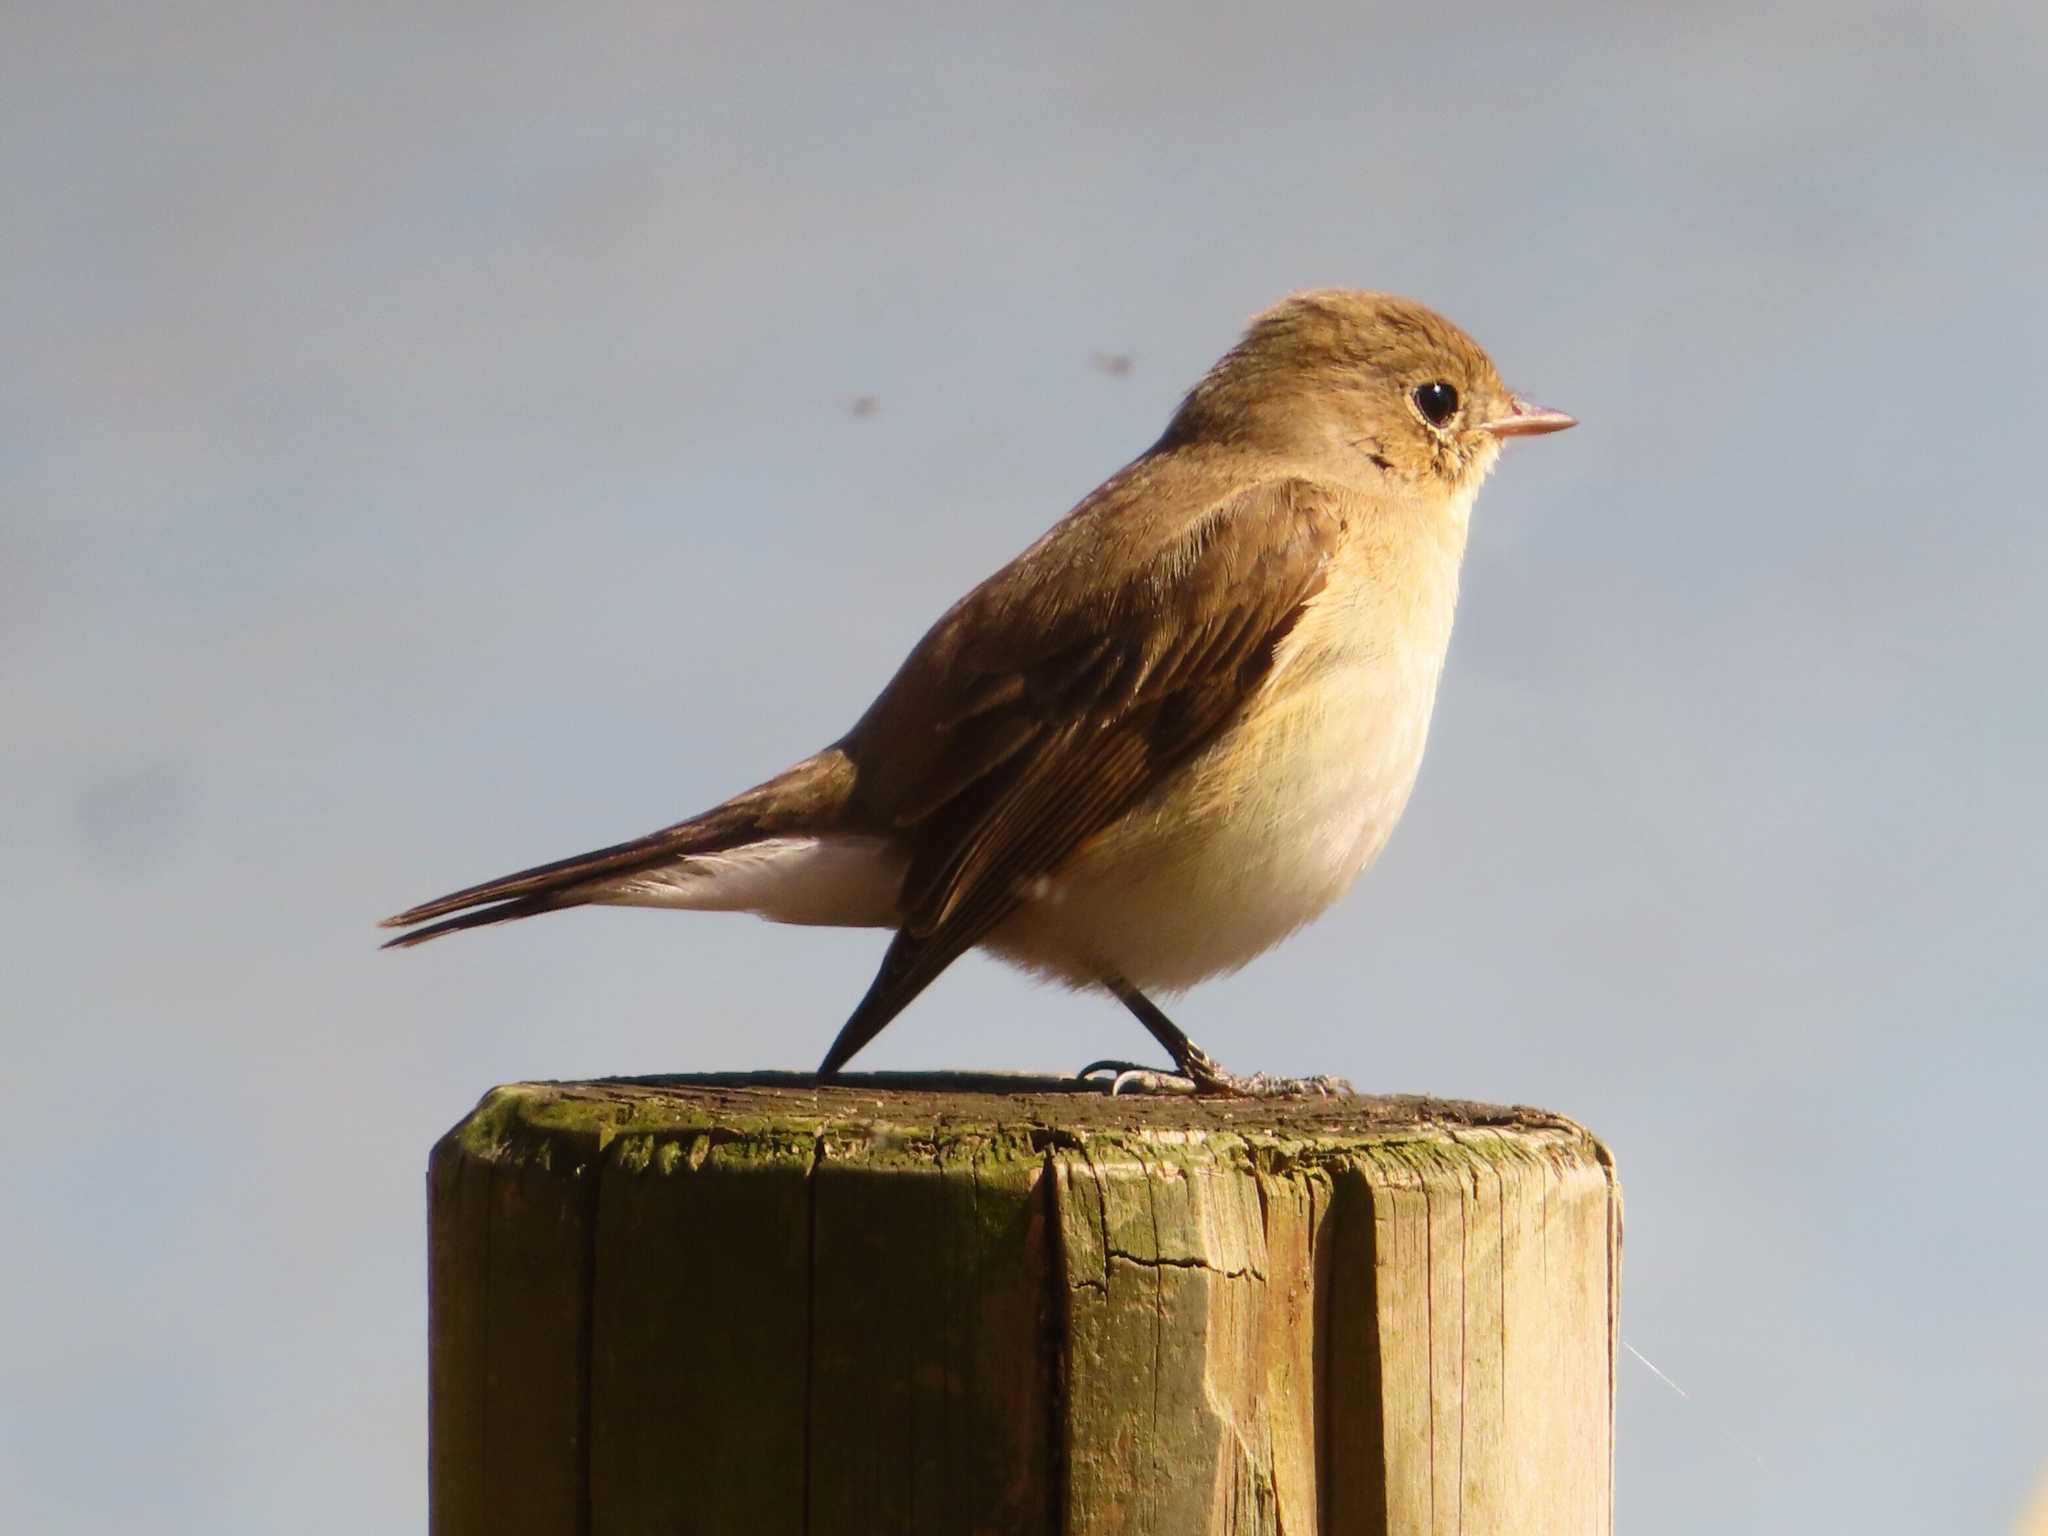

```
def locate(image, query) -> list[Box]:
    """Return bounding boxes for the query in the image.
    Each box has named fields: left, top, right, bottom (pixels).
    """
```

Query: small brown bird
left=383, top=291, right=1573, bottom=1094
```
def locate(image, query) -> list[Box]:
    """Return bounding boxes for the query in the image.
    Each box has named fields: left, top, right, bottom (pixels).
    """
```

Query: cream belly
left=985, top=654, right=1444, bottom=989
left=988, top=521, right=1463, bottom=990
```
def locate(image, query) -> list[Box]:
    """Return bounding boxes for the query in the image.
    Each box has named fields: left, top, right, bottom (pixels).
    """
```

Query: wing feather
left=818, top=476, right=1344, bottom=1072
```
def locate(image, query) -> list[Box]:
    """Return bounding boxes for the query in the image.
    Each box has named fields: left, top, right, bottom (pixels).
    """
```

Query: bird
left=381, top=290, right=1574, bottom=1094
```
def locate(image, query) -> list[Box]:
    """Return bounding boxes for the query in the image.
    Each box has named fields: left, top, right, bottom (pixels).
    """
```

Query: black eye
left=1412, top=381, right=1459, bottom=427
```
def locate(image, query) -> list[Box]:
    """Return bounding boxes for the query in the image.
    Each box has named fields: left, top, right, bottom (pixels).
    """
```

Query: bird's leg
left=1079, top=977, right=1353, bottom=1098
left=1101, top=977, right=1234, bottom=1092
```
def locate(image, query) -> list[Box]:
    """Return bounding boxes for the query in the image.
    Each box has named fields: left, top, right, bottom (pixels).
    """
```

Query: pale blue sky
left=6, top=2, right=2045, bottom=1531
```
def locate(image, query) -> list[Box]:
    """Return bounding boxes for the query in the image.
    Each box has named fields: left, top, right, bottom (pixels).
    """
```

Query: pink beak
left=1481, top=395, right=1577, bottom=438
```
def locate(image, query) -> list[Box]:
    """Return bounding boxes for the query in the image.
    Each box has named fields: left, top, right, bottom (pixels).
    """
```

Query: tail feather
left=379, top=749, right=861, bottom=946
left=380, top=823, right=726, bottom=932
left=380, top=892, right=573, bottom=949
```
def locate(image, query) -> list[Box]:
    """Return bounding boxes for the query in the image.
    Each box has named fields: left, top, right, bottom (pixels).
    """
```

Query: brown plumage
left=382, top=291, right=1574, bottom=1093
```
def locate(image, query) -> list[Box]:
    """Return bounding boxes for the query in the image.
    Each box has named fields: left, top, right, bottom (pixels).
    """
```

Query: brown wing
left=818, top=476, right=1344, bottom=1072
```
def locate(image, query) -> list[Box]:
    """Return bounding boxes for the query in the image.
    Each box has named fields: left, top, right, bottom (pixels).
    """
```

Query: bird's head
left=1163, top=289, right=1574, bottom=502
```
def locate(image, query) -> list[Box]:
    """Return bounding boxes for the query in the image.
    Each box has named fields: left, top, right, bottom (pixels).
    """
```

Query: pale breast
left=988, top=516, right=1465, bottom=990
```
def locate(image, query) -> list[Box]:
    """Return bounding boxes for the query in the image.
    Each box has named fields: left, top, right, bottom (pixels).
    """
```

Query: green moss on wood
left=439, top=1080, right=1607, bottom=1194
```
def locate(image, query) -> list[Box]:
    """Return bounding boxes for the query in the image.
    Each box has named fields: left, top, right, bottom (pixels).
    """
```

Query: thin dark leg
left=1101, top=976, right=1235, bottom=1092
left=1090, top=974, right=1355, bottom=1099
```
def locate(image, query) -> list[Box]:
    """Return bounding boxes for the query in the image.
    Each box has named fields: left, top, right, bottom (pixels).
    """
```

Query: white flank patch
left=592, top=836, right=903, bottom=929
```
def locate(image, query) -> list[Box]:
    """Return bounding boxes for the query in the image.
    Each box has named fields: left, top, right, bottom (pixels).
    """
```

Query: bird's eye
left=1412, top=382, right=1459, bottom=427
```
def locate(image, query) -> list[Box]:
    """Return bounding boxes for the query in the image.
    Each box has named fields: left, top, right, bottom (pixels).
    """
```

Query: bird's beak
left=1480, top=395, right=1577, bottom=438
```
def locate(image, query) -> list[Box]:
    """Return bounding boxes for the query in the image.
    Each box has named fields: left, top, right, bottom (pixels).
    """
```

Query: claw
left=1076, top=1058, right=1156, bottom=1081
left=1075, top=1059, right=1198, bottom=1096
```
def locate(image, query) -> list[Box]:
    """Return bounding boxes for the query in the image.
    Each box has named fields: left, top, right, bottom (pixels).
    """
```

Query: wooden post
left=428, top=1074, right=1620, bottom=1535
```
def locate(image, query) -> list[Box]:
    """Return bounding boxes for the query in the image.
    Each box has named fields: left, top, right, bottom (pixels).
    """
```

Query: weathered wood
left=428, top=1098, right=600, bottom=1536
left=428, top=1073, right=1620, bottom=1535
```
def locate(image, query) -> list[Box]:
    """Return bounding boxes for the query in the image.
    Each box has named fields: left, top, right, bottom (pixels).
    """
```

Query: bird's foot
left=1199, top=1070, right=1356, bottom=1099
left=1077, top=1056, right=1354, bottom=1099
left=1174, top=1040, right=1353, bottom=1098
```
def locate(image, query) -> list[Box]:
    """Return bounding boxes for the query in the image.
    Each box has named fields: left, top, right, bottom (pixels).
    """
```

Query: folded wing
left=819, top=476, right=1344, bottom=1071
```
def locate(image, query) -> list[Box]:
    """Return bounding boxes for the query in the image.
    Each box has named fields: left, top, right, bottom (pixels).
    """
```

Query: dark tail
left=380, top=890, right=576, bottom=948
left=378, top=819, right=741, bottom=948
left=379, top=749, right=859, bottom=949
